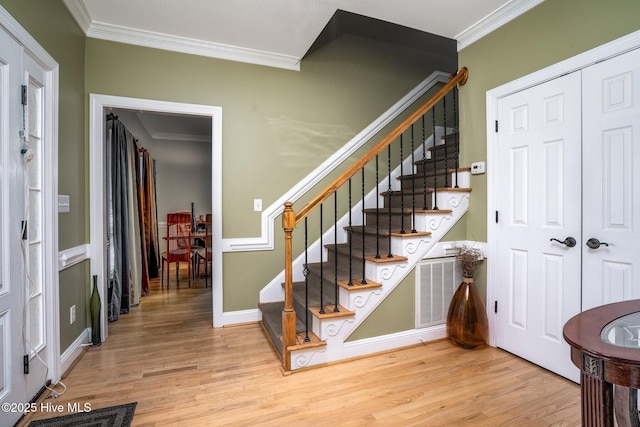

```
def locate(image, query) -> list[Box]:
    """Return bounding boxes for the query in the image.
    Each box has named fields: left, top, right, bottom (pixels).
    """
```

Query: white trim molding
left=222, top=70, right=451, bottom=253
left=222, top=309, right=261, bottom=326
left=89, top=94, right=225, bottom=332
left=423, top=240, right=489, bottom=260
left=58, top=244, right=90, bottom=270
left=63, top=0, right=300, bottom=71
left=60, top=328, right=90, bottom=375
left=456, top=0, right=544, bottom=51
left=485, top=30, right=640, bottom=347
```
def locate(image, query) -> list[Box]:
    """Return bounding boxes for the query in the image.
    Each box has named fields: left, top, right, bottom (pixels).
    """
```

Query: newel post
left=282, top=202, right=297, bottom=372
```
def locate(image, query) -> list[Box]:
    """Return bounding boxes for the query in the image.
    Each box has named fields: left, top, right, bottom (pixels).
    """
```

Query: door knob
left=550, top=237, right=577, bottom=247
left=586, top=238, right=609, bottom=249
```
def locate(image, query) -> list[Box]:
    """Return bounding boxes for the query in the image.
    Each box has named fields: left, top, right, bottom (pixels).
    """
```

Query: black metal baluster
left=333, top=192, right=339, bottom=312
left=432, top=106, right=439, bottom=210
left=375, top=155, right=381, bottom=259
left=319, top=203, right=325, bottom=314
left=443, top=94, right=449, bottom=188
left=422, top=115, right=428, bottom=210
left=348, top=179, right=353, bottom=287
left=453, top=86, right=460, bottom=188
left=387, top=145, right=393, bottom=258
left=399, top=134, right=406, bottom=234
left=303, top=218, right=310, bottom=342
left=361, top=169, right=367, bottom=284
left=410, top=125, right=417, bottom=233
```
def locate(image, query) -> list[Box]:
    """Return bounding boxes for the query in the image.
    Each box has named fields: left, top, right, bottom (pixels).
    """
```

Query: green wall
left=458, top=0, right=640, bottom=242
left=0, top=0, right=87, bottom=250
left=59, top=261, right=90, bottom=348
left=359, top=0, right=640, bottom=339
left=0, top=0, right=87, bottom=353
left=84, top=35, right=456, bottom=313
left=9, top=0, right=634, bottom=355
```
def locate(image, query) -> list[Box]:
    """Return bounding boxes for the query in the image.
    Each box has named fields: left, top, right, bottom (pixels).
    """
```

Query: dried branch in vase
left=452, top=243, right=484, bottom=278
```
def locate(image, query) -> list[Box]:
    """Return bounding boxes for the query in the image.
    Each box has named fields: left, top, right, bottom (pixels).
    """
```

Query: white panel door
left=495, top=72, right=582, bottom=382
left=582, top=48, right=640, bottom=309
left=0, top=26, right=27, bottom=427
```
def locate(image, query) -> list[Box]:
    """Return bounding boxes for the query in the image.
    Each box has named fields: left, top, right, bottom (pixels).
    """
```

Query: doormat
left=28, top=402, right=136, bottom=427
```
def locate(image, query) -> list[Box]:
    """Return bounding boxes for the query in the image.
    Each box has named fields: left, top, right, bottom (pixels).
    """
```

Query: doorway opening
left=89, top=95, right=223, bottom=343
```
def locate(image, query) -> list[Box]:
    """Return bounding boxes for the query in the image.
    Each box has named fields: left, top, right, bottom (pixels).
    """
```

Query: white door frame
left=89, top=94, right=223, bottom=341
left=486, top=30, right=640, bottom=347
left=0, top=6, right=60, bottom=385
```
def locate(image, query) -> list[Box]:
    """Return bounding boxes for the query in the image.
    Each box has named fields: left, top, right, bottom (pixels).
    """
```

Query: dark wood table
left=563, top=299, right=640, bottom=427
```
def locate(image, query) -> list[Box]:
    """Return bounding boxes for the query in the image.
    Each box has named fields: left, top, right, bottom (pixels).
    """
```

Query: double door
left=494, top=48, right=640, bottom=381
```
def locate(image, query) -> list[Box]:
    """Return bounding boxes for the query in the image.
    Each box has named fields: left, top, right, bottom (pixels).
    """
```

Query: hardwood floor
left=20, top=272, right=581, bottom=426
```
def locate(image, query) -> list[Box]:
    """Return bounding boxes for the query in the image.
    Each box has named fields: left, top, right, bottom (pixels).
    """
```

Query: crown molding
left=63, top=0, right=300, bottom=71
left=456, top=0, right=545, bottom=51
left=87, top=22, right=301, bottom=70
left=134, top=112, right=211, bottom=143
left=63, top=0, right=91, bottom=33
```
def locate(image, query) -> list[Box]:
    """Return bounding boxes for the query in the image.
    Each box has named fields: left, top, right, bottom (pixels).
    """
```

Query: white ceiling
left=65, top=0, right=543, bottom=70
left=74, top=0, right=542, bottom=142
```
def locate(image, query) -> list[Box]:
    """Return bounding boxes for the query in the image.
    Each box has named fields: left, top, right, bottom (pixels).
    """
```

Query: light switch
left=58, top=195, right=70, bottom=213
left=253, top=199, right=262, bottom=212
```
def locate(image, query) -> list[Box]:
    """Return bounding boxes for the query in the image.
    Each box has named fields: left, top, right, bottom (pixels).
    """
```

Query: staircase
left=260, top=68, right=470, bottom=372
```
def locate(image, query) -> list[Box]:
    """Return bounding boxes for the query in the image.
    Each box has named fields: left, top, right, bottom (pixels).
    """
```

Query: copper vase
left=446, top=277, right=489, bottom=348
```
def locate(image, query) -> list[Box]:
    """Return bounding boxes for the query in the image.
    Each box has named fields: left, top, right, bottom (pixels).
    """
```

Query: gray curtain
left=106, top=118, right=132, bottom=321
left=106, top=116, right=160, bottom=320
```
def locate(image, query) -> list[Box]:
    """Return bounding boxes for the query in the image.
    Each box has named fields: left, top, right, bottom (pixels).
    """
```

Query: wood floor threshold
left=337, top=279, right=382, bottom=290
left=309, top=304, right=354, bottom=319
left=365, top=254, right=408, bottom=263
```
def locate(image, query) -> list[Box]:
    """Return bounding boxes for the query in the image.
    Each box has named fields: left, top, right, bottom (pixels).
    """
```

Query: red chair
left=195, top=213, right=212, bottom=288
left=161, top=212, right=192, bottom=288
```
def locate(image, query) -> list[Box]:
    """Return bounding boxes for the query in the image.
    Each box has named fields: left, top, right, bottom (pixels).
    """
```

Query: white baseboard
left=342, top=325, right=447, bottom=359
left=60, top=328, right=91, bottom=375
left=222, top=308, right=261, bottom=326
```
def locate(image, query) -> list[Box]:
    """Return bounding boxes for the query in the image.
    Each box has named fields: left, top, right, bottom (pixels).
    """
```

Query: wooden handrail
left=280, top=67, right=468, bottom=373
left=294, top=67, right=468, bottom=224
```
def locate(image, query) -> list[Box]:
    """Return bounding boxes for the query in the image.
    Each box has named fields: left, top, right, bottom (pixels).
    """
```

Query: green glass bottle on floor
left=90, top=275, right=102, bottom=346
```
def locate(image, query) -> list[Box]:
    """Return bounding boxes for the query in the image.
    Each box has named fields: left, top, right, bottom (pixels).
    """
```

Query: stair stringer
left=289, top=190, right=470, bottom=371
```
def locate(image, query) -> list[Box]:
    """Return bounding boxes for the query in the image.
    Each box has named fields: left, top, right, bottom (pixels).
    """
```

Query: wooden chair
left=161, top=212, right=193, bottom=288
left=195, top=213, right=212, bottom=288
